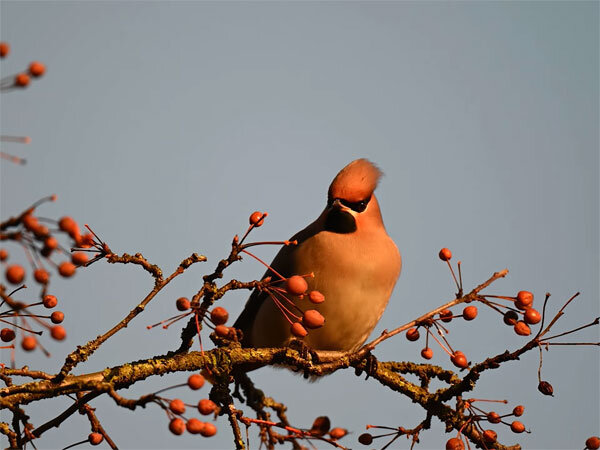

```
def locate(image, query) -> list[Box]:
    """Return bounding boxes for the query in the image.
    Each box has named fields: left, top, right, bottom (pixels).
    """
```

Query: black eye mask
left=327, top=195, right=372, bottom=213
left=339, top=197, right=370, bottom=213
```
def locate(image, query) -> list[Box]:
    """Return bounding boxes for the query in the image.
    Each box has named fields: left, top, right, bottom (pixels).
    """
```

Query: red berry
left=187, top=374, right=205, bottom=390
left=513, top=405, right=524, bottom=417
left=406, top=327, right=420, bottom=341
left=524, top=308, right=541, bottom=325
left=516, top=291, right=534, bottom=307
left=538, top=380, right=554, bottom=396
left=58, top=261, right=76, bottom=277
left=58, top=216, right=79, bottom=236
left=439, top=309, right=453, bottom=322
left=302, top=310, right=325, bottom=329
left=44, top=236, right=58, bottom=250
left=0, top=42, right=9, bottom=58
left=214, top=325, right=232, bottom=339
left=88, top=432, right=103, bottom=445
left=1, top=328, right=16, bottom=342
left=463, top=305, right=478, bottom=321
left=200, top=422, right=217, bottom=437
left=186, top=418, right=205, bottom=434
left=291, top=322, right=308, bottom=338
left=169, top=418, right=185, bottom=435
left=50, top=311, right=64, bottom=324
left=169, top=398, right=186, bottom=415
left=510, top=421, right=525, bottom=433
left=175, top=297, right=190, bottom=311
left=6, top=265, right=25, bottom=284
left=249, top=211, right=266, bottom=226
left=71, top=252, right=88, bottom=266
left=503, top=310, right=519, bottom=326
left=514, top=321, right=531, bottom=336
left=15, top=73, right=30, bottom=87
left=446, top=437, right=465, bottom=450
left=586, top=436, right=600, bottom=450
left=486, top=411, right=501, bottom=424
left=33, top=268, right=49, bottom=284
left=50, top=325, right=66, bottom=341
left=308, top=290, right=325, bottom=304
left=198, top=399, right=216, bottom=415
left=329, top=428, right=347, bottom=439
left=439, top=248, right=452, bottom=261
left=28, top=61, right=45, bottom=77
left=21, top=336, right=37, bottom=351
left=451, top=352, right=468, bottom=369
left=33, top=225, right=49, bottom=239
left=210, top=306, right=229, bottom=325
left=358, top=433, right=373, bottom=445
left=421, top=347, right=433, bottom=359
left=22, top=214, right=38, bottom=231
left=309, top=416, right=330, bottom=437
left=482, top=429, right=497, bottom=443
left=0, top=248, right=8, bottom=261
left=43, top=295, right=58, bottom=308
left=286, top=275, right=308, bottom=296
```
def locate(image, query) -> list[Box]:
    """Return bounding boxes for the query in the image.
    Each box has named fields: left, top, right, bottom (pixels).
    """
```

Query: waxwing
left=234, top=159, right=401, bottom=355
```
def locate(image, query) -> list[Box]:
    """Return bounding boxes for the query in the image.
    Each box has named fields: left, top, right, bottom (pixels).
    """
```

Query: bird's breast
left=251, top=228, right=401, bottom=352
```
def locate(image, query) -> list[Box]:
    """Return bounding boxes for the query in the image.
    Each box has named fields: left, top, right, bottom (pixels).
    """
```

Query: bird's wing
left=233, top=218, right=323, bottom=347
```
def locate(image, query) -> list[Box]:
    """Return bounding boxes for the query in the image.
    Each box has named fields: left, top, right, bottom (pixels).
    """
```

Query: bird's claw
left=287, top=339, right=320, bottom=364
left=355, top=352, right=378, bottom=379
left=365, top=353, right=378, bottom=378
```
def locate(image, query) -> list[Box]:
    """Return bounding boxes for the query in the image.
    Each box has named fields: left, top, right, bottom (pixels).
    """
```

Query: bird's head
left=324, top=159, right=386, bottom=234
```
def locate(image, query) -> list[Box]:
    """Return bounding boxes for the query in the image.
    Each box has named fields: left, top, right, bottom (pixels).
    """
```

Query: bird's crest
left=328, top=159, right=382, bottom=203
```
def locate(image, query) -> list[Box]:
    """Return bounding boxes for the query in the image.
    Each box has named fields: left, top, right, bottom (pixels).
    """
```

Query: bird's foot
left=287, top=339, right=320, bottom=364
left=355, top=352, right=378, bottom=379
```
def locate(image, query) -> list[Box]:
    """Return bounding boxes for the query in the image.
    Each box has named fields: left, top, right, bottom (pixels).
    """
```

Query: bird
left=234, top=159, right=401, bottom=357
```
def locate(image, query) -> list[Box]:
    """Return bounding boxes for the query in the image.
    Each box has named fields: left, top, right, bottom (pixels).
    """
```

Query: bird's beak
left=330, top=198, right=359, bottom=218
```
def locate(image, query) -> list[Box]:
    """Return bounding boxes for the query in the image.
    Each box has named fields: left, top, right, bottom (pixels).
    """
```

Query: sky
left=0, top=1, right=598, bottom=449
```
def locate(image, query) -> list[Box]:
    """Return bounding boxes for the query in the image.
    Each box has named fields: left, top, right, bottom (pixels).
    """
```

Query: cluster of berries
left=405, top=303, right=477, bottom=370
left=2, top=198, right=92, bottom=289
left=264, top=274, right=325, bottom=339
left=444, top=400, right=528, bottom=450
left=149, top=294, right=235, bottom=349
left=161, top=374, right=218, bottom=438
left=1, top=293, right=66, bottom=357
left=159, top=298, right=233, bottom=340
left=482, top=290, right=541, bottom=337
left=1, top=197, right=90, bottom=358
left=442, top=250, right=541, bottom=337
left=245, top=212, right=326, bottom=339
left=404, top=248, right=544, bottom=371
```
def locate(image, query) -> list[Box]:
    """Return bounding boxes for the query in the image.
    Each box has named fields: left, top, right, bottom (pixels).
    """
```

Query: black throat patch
left=324, top=208, right=357, bottom=234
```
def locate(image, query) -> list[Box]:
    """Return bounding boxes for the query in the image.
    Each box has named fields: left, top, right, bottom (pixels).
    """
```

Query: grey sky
left=1, top=1, right=598, bottom=449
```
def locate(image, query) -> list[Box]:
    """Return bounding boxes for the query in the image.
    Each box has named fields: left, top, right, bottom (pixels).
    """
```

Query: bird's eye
left=340, top=197, right=370, bottom=213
